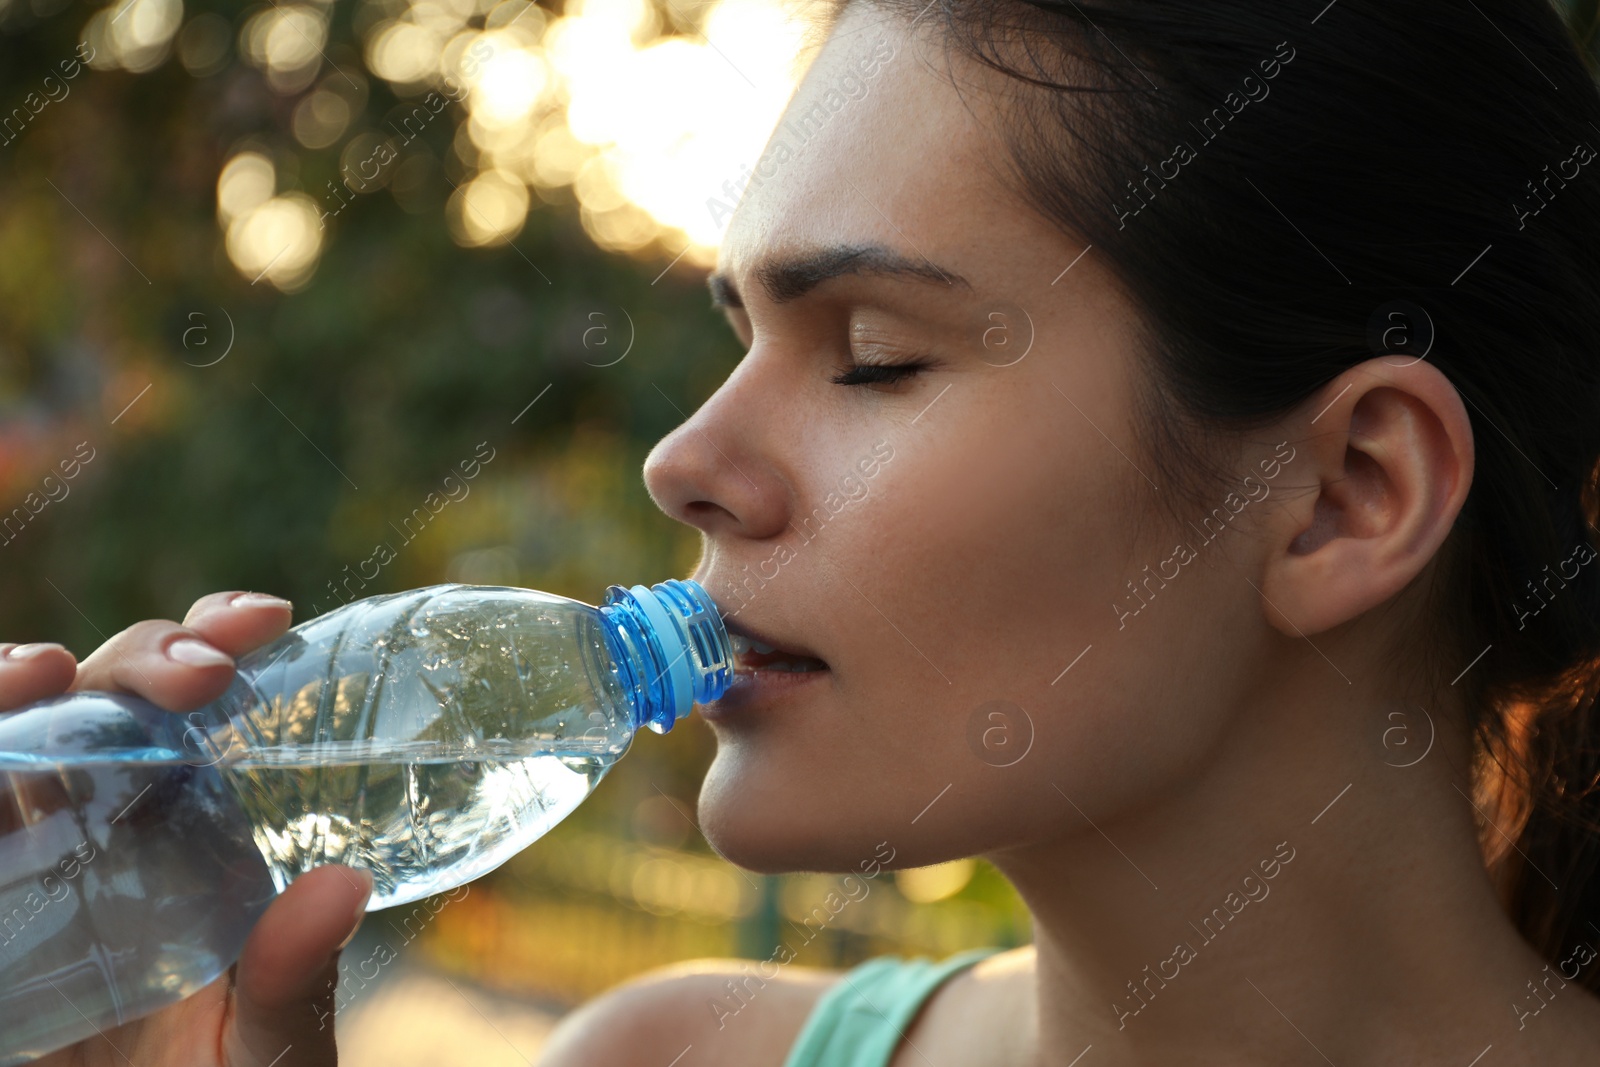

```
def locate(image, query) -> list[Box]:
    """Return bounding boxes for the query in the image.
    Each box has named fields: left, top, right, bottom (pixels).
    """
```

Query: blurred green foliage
left=0, top=0, right=742, bottom=638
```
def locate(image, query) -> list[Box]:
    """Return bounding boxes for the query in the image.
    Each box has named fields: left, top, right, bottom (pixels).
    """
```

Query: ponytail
left=1479, top=472, right=1600, bottom=984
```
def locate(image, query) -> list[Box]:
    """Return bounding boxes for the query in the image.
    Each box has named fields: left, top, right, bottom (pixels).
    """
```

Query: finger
left=182, top=592, right=294, bottom=658
left=68, top=592, right=294, bottom=711
left=0, top=643, right=78, bottom=712
left=71, top=620, right=237, bottom=712
left=225, top=865, right=373, bottom=1067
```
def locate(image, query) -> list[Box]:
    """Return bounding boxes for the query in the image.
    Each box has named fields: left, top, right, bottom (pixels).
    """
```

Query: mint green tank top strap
left=781, top=948, right=1003, bottom=1067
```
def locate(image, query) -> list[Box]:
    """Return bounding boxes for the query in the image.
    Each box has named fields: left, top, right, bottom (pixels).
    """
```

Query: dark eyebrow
left=707, top=244, right=970, bottom=309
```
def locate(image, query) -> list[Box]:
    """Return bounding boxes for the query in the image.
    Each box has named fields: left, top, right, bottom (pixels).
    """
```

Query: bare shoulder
left=536, top=957, right=847, bottom=1067
left=891, top=946, right=1036, bottom=1067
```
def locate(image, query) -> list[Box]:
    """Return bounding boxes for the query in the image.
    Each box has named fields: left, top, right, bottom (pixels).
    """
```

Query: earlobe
left=1259, top=359, right=1474, bottom=637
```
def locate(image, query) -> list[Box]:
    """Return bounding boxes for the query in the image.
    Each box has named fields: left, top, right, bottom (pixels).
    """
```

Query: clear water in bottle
left=208, top=586, right=648, bottom=908
left=0, top=579, right=735, bottom=1065
left=226, top=745, right=615, bottom=909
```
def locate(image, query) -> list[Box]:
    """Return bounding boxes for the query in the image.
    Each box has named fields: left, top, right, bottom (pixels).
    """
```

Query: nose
left=643, top=372, right=791, bottom=542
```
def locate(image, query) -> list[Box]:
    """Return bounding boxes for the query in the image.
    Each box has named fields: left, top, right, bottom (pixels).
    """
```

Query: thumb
left=223, top=865, right=374, bottom=1067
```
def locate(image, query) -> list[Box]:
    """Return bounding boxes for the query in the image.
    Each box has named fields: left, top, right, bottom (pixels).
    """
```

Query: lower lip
left=699, top=666, right=830, bottom=721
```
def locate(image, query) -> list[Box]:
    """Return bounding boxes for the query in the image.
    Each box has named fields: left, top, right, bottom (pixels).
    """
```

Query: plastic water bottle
left=0, top=579, right=735, bottom=1065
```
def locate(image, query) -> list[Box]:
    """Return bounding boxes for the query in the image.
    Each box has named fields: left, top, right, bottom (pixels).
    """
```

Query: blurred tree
left=0, top=0, right=741, bottom=646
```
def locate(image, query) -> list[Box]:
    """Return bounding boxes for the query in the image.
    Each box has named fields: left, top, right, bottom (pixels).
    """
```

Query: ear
left=1258, top=357, right=1475, bottom=637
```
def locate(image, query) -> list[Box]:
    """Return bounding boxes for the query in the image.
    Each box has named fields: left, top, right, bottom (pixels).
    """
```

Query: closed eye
left=829, top=360, right=931, bottom=387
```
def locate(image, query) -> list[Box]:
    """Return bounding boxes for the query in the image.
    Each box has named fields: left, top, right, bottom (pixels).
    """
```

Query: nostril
left=683, top=500, right=736, bottom=524
left=642, top=415, right=777, bottom=535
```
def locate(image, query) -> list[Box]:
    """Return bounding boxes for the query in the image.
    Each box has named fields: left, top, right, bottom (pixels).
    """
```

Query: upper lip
left=717, top=612, right=828, bottom=666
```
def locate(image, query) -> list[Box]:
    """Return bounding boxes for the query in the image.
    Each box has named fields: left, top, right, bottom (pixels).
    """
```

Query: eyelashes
left=829, top=360, right=931, bottom=387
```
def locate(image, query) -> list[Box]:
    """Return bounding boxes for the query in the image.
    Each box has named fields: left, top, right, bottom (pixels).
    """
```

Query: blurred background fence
left=0, top=0, right=1047, bottom=1057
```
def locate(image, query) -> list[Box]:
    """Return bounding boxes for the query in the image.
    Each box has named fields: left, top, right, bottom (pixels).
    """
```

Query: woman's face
left=643, top=6, right=1276, bottom=874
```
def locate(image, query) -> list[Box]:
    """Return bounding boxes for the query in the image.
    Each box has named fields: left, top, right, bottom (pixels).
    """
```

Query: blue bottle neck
left=598, top=579, right=736, bottom=734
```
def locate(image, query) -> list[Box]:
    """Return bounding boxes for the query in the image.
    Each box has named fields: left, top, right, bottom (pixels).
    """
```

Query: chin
left=696, top=772, right=811, bottom=874
left=695, top=755, right=883, bottom=875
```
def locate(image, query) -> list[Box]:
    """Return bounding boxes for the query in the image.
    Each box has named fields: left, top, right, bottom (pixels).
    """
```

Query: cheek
left=695, top=363, right=1252, bottom=869
left=696, top=654, right=1239, bottom=876
left=859, top=382, right=1135, bottom=703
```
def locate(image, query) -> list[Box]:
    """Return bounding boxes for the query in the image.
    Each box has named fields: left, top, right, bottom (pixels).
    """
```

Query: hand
left=1, top=591, right=371, bottom=1067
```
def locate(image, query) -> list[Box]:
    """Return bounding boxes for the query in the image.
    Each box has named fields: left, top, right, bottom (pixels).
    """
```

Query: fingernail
left=6, top=642, right=64, bottom=660
left=338, top=872, right=375, bottom=950
left=167, top=638, right=234, bottom=668
left=230, top=592, right=292, bottom=610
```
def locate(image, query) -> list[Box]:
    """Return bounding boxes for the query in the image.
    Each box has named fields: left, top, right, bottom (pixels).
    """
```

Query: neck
left=988, top=661, right=1588, bottom=1065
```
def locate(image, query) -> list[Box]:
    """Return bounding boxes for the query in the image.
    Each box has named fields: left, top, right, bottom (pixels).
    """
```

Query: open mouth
left=726, top=630, right=829, bottom=674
